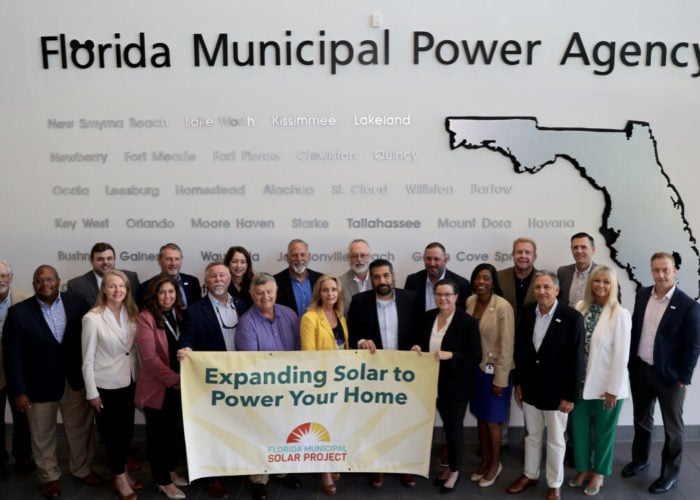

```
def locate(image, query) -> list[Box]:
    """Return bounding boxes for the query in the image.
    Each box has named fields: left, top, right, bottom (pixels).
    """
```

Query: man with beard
left=347, top=259, right=420, bottom=490
left=404, top=242, right=471, bottom=312
left=498, top=237, right=539, bottom=320
left=178, top=261, right=246, bottom=497
left=339, top=239, right=372, bottom=315
left=273, top=239, right=322, bottom=316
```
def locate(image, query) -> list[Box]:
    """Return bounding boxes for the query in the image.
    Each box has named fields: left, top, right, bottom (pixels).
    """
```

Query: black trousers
left=0, top=387, right=32, bottom=465
left=629, top=357, right=686, bottom=479
left=144, top=389, right=183, bottom=486
left=96, top=384, right=136, bottom=475
left=436, top=398, right=469, bottom=473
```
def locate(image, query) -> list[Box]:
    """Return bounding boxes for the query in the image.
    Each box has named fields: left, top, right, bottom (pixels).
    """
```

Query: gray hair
left=0, top=259, right=12, bottom=274
left=250, top=272, right=277, bottom=289
left=534, top=270, right=559, bottom=286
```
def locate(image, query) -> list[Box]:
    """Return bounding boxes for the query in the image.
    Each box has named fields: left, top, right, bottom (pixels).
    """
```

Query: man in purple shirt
left=235, top=272, right=300, bottom=499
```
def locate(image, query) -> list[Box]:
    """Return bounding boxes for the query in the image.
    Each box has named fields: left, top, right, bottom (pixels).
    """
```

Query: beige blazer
left=81, top=307, right=139, bottom=400
left=0, top=289, right=32, bottom=389
left=466, top=293, right=515, bottom=388
left=576, top=302, right=631, bottom=400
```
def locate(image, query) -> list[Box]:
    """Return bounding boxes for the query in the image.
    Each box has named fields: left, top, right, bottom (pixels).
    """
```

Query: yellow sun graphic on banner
left=287, top=422, right=331, bottom=445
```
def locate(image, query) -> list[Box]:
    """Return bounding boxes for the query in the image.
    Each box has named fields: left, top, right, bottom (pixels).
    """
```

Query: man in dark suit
left=66, top=242, right=139, bottom=307
left=177, top=261, right=245, bottom=498
left=2, top=265, right=101, bottom=497
left=404, top=242, right=471, bottom=312
left=273, top=239, right=322, bottom=316
left=621, top=252, right=700, bottom=494
left=498, top=237, right=538, bottom=320
left=136, top=242, right=201, bottom=309
left=507, top=271, right=584, bottom=500
left=347, top=258, right=420, bottom=489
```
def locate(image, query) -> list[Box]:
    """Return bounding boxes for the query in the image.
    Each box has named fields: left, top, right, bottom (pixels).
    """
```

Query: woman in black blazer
left=411, top=279, right=481, bottom=494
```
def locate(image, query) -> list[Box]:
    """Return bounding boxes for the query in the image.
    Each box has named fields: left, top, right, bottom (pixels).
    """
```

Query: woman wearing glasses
left=411, top=279, right=482, bottom=494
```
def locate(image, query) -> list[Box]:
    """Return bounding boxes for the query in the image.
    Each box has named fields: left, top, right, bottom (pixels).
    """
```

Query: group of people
left=0, top=233, right=698, bottom=500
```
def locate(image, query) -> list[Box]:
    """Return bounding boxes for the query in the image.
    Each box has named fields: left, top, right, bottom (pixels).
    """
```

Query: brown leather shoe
left=546, top=487, right=561, bottom=500
left=74, top=470, right=102, bottom=485
left=400, top=474, right=416, bottom=488
left=40, top=480, right=61, bottom=498
left=506, top=475, right=538, bottom=494
left=207, top=479, right=229, bottom=498
left=370, top=473, right=384, bottom=488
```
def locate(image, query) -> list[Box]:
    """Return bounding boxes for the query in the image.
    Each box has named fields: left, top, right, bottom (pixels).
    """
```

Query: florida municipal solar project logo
left=266, top=422, right=348, bottom=464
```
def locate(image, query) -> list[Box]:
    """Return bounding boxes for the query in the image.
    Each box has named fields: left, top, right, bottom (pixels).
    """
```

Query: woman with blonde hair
left=81, top=270, right=141, bottom=500
left=300, top=275, right=348, bottom=495
left=568, top=265, right=631, bottom=496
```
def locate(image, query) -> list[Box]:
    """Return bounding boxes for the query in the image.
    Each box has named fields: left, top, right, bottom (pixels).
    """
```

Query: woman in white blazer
left=82, top=270, right=140, bottom=500
left=569, top=265, right=631, bottom=496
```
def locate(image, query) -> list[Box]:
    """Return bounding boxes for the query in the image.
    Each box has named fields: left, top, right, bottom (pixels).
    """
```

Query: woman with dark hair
left=466, top=263, right=514, bottom=488
left=300, top=275, right=348, bottom=495
left=411, top=278, right=481, bottom=494
left=223, top=245, right=253, bottom=311
left=135, top=276, right=188, bottom=499
left=81, top=270, right=141, bottom=500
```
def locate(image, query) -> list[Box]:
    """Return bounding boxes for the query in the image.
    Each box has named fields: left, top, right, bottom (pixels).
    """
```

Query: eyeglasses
left=349, top=253, right=370, bottom=260
left=435, top=292, right=456, bottom=298
left=215, top=304, right=238, bottom=329
left=0, top=273, right=11, bottom=280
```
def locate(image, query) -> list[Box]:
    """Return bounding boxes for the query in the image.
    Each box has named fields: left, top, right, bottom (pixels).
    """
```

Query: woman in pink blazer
left=135, top=276, right=188, bottom=499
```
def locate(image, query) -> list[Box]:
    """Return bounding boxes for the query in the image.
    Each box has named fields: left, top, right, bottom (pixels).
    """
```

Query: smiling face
left=156, top=281, right=177, bottom=311
left=158, top=248, right=182, bottom=277
left=252, top=281, right=277, bottom=314
left=319, top=278, right=339, bottom=309
left=651, top=256, right=677, bottom=295
left=590, top=271, right=612, bottom=305
left=228, top=252, right=248, bottom=282
left=348, top=241, right=370, bottom=276
left=91, top=249, right=116, bottom=277
left=534, top=274, right=559, bottom=312
left=286, top=242, right=309, bottom=276
left=424, top=246, right=448, bottom=280
left=102, top=273, right=127, bottom=307
left=33, top=266, right=60, bottom=304
left=0, top=262, right=12, bottom=301
left=571, top=236, right=595, bottom=270
left=435, top=283, right=458, bottom=314
left=205, top=264, right=231, bottom=299
left=472, top=269, right=494, bottom=299
left=513, top=241, right=537, bottom=274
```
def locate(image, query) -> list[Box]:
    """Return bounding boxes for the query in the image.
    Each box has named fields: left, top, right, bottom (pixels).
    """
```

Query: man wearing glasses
left=339, top=239, right=372, bottom=315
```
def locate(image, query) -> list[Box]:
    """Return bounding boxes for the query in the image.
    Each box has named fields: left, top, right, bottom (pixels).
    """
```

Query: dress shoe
left=506, top=475, right=538, bottom=494
left=74, top=470, right=102, bottom=485
left=400, top=474, right=416, bottom=488
left=369, top=473, right=384, bottom=488
left=170, top=474, right=189, bottom=487
left=113, top=487, right=137, bottom=500
left=470, top=469, right=486, bottom=482
left=157, top=484, right=186, bottom=499
left=621, top=461, right=649, bottom=478
left=15, top=458, right=36, bottom=474
left=283, top=474, right=302, bottom=489
left=434, top=475, right=447, bottom=486
left=40, top=480, right=61, bottom=498
left=546, top=487, right=562, bottom=500
left=439, top=477, right=460, bottom=494
left=648, top=477, right=678, bottom=494
left=321, top=481, right=337, bottom=495
left=250, top=482, right=267, bottom=500
left=479, top=462, right=503, bottom=488
left=207, top=479, right=229, bottom=498
left=130, top=480, right=145, bottom=491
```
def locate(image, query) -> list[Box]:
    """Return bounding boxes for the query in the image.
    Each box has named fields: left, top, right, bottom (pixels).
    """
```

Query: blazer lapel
left=28, top=298, right=61, bottom=345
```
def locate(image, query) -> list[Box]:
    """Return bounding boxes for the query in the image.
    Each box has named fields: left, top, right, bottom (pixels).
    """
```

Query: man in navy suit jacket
left=136, top=243, right=201, bottom=309
left=507, top=271, right=584, bottom=500
left=622, top=252, right=700, bottom=494
left=403, top=242, right=470, bottom=312
left=2, top=266, right=99, bottom=497
left=347, top=259, right=419, bottom=489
